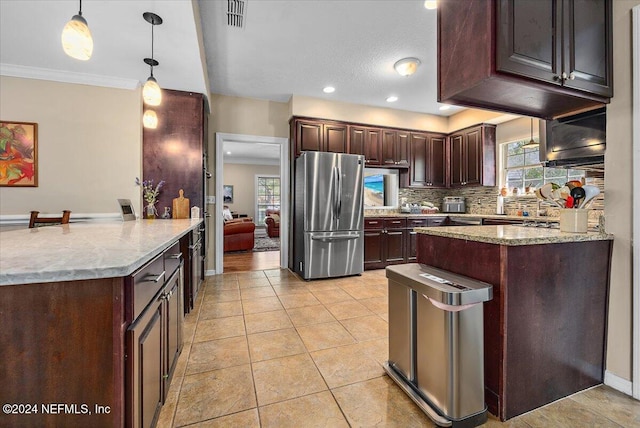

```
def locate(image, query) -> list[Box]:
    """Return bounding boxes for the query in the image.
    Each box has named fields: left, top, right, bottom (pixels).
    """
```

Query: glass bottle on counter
left=161, top=206, right=171, bottom=219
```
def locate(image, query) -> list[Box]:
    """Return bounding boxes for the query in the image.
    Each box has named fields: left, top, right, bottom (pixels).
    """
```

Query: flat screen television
left=364, top=168, right=398, bottom=208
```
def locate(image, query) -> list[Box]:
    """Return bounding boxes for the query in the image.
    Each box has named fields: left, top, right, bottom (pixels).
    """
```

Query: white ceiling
left=1, top=0, right=467, bottom=164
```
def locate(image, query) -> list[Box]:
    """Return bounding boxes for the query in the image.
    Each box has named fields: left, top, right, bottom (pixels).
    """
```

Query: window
left=255, top=175, right=280, bottom=225
left=502, top=139, right=583, bottom=192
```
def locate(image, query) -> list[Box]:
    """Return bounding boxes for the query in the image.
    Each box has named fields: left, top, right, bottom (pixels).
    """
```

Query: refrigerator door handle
left=332, top=166, right=339, bottom=221
left=336, top=167, right=342, bottom=220
left=311, top=234, right=361, bottom=242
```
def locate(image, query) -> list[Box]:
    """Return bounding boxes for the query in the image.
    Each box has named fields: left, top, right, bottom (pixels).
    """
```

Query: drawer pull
left=167, top=253, right=182, bottom=260
left=368, top=221, right=379, bottom=224
left=143, top=271, right=165, bottom=283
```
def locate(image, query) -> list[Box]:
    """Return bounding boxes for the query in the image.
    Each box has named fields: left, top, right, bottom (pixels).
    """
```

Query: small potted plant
left=136, top=177, right=165, bottom=219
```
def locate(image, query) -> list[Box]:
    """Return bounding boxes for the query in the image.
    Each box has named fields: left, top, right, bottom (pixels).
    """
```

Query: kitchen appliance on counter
left=294, top=151, right=364, bottom=280
left=443, top=196, right=466, bottom=213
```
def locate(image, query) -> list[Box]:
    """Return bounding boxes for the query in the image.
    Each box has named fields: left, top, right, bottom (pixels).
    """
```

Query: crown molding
left=0, top=63, right=139, bottom=90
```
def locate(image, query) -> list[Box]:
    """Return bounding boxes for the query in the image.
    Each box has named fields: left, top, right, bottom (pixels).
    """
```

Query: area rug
left=253, top=235, right=280, bottom=252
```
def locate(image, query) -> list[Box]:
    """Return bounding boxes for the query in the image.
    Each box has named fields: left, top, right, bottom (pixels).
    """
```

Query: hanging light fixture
left=522, top=118, right=540, bottom=149
left=61, top=0, right=93, bottom=61
left=143, top=110, right=158, bottom=129
left=142, top=12, right=163, bottom=106
left=394, top=57, right=421, bottom=76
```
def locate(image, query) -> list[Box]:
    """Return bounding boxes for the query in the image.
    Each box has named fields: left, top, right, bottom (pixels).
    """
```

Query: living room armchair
left=224, top=217, right=255, bottom=252
left=265, top=209, right=280, bottom=238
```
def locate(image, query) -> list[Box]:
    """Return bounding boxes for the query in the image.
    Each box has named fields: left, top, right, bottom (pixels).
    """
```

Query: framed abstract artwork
left=223, top=185, right=234, bottom=203
left=0, top=121, right=38, bottom=187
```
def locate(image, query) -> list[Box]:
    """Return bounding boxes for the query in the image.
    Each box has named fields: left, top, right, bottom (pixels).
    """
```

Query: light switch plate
left=206, top=195, right=215, bottom=204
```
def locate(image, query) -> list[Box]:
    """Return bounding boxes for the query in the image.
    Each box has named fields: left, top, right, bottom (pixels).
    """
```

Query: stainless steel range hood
left=539, top=107, right=606, bottom=170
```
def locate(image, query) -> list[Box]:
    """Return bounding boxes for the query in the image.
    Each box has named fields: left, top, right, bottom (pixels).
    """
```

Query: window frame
left=254, top=174, right=280, bottom=225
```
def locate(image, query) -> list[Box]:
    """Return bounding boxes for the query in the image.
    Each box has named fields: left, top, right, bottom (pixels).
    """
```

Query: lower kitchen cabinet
left=406, top=217, right=447, bottom=262
left=365, top=218, right=407, bottom=270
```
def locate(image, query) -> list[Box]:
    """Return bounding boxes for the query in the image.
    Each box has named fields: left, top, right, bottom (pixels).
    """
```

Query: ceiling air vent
left=227, top=0, right=247, bottom=28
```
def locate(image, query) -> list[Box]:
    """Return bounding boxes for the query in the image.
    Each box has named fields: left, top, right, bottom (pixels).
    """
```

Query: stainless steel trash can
left=384, top=263, right=493, bottom=428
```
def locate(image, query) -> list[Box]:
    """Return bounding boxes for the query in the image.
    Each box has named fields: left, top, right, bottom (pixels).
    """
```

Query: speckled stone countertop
left=364, top=212, right=560, bottom=221
left=0, top=219, right=202, bottom=286
left=415, top=225, right=612, bottom=246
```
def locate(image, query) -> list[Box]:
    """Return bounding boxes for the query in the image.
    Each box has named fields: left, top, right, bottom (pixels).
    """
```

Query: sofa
left=265, top=209, right=280, bottom=238
left=224, top=218, right=255, bottom=252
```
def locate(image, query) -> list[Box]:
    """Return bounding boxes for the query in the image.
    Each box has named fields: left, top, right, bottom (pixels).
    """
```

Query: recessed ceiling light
left=439, top=105, right=451, bottom=111
left=323, top=86, right=335, bottom=93
left=424, top=0, right=437, bottom=10
left=394, top=57, right=421, bottom=76
left=226, top=151, right=232, bottom=155
left=386, top=96, right=398, bottom=103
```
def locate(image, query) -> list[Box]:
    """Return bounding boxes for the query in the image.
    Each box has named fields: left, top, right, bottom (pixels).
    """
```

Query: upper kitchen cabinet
left=438, top=0, right=613, bottom=119
left=409, top=132, right=447, bottom=188
left=382, top=130, right=410, bottom=167
left=449, top=124, right=496, bottom=187
left=143, top=90, right=206, bottom=215
left=292, top=118, right=348, bottom=156
left=349, top=126, right=382, bottom=165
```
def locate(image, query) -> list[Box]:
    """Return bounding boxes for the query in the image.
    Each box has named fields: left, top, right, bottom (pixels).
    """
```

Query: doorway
left=214, top=133, right=289, bottom=274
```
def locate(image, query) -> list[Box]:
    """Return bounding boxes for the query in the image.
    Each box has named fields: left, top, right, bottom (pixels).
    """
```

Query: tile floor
left=158, top=269, right=640, bottom=427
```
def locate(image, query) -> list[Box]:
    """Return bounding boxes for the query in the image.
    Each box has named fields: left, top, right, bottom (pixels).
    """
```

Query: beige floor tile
left=193, top=316, right=245, bottom=343
left=238, top=277, right=272, bottom=289
left=568, top=385, right=640, bottom=427
left=357, top=337, right=389, bottom=366
left=286, top=305, right=336, bottom=327
left=252, top=353, right=327, bottom=406
left=188, top=409, right=260, bottom=427
left=207, top=280, right=239, bottom=291
left=156, top=371, right=182, bottom=427
left=245, top=310, right=293, bottom=334
left=519, top=397, right=625, bottom=427
left=378, top=312, right=389, bottom=322
left=203, top=289, right=241, bottom=303
left=340, top=315, right=388, bottom=342
left=310, top=288, right=355, bottom=305
left=199, top=300, right=243, bottom=320
left=332, top=376, right=434, bottom=427
left=271, top=283, right=309, bottom=295
left=278, top=291, right=321, bottom=309
left=359, top=296, right=388, bottom=314
left=247, top=328, right=306, bottom=362
left=240, top=286, right=276, bottom=299
left=305, top=280, right=340, bottom=291
left=326, top=300, right=374, bottom=320
left=236, top=271, right=268, bottom=280
left=259, top=391, right=349, bottom=428
left=263, top=268, right=295, bottom=278
left=310, top=343, right=385, bottom=388
left=173, top=364, right=256, bottom=426
left=481, top=414, right=534, bottom=427
left=297, top=321, right=357, bottom=351
left=186, top=336, right=250, bottom=375
left=242, top=296, right=284, bottom=314
left=340, top=284, right=386, bottom=300
left=267, top=276, right=306, bottom=286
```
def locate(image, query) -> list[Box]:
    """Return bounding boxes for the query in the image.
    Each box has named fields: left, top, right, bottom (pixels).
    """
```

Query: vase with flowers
left=136, top=177, right=165, bottom=219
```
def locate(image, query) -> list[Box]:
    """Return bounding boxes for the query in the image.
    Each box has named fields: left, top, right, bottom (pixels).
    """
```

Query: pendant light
left=61, top=0, right=93, bottom=61
left=142, top=12, right=163, bottom=106
left=143, top=110, right=158, bottom=129
left=522, top=118, right=539, bottom=149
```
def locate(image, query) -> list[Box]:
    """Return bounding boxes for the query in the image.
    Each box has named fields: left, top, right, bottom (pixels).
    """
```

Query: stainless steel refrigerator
left=294, top=151, right=364, bottom=280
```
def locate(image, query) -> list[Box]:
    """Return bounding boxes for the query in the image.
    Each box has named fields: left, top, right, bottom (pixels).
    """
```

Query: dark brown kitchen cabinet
left=293, top=118, right=348, bottom=156
left=349, top=126, right=382, bottom=165
left=409, top=132, right=447, bottom=188
left=438, top=0, right=612, bottom=119
left=364, top=218, right=406, bottom=270
left=406, top=217, right=447, bottom=262
left=449, top=124, right=496, bottom=187
left=382, top=130, right=410, bottom=167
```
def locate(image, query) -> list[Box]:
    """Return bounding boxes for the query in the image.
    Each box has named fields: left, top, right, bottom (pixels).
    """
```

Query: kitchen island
left=0, top=219, right=202, bottom=428
left=415, top=225, right=613, bottom=421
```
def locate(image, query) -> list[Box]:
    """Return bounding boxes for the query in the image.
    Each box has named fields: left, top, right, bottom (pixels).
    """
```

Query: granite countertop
left=365, top=212, right=560, bottom=221
left=415, top=225, right=613, bottom=246
left=0, top=219, right=203, bottom=286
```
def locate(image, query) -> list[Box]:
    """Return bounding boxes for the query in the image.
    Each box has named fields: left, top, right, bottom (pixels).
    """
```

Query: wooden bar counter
left=415, top=225, right=614, bottom=421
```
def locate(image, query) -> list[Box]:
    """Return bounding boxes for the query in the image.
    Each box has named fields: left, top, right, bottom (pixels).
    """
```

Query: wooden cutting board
left=172, top=189, right=190, bottom=219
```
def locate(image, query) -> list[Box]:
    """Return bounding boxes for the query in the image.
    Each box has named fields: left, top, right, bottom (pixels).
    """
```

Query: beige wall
left=210, top=94, right=290, bottom=138
left=291, top=95, right=449, bottom=133
left=604, top=0, right=639, bottom=381
left=222, top=163, right=279, bottom=221
left=0, top=76, right=142, bottom=216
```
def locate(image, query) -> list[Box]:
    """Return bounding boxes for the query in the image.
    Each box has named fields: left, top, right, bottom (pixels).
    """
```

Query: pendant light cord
left=79, top=0, right=83, bottom=16
left=150, top=21, right=155, bottom=78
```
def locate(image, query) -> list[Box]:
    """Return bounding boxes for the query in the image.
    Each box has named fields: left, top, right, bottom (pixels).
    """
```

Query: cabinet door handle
left=561, top=71, right=568, bottom=80
left=568, top=72, right=575, bottom=80
left=368, top=221, right=379, bottom=224
left=143, top=271, right=165, bottom=283
left=167, top=253, right=182, bottom=260
left=554, top=74, right=563, bottom=81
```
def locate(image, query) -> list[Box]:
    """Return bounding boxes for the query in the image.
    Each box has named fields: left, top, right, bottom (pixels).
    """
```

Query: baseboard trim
left=205, top=269, right=218, bottom=276
left=604, top=370, right=633, bottom=396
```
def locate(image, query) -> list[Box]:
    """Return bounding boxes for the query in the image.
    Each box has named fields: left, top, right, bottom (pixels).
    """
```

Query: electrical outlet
left=206, top=195, right=215, bottom=204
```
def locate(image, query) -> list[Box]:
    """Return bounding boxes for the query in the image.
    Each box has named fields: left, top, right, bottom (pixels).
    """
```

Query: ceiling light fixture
left=386, top=96, right=398, bottom=103
left=143, top=110, right=158, bottom=129
left=522, top=118, right=540, bottom=149
left=61, top=0, right=93, bottom=61
left=142, top=12, right=163, bottom=106
left=323, top=86, right=335, bottom=94
left=394, top=57, right=421, bottom=76
left=439, top=105, right=451, bottom=111
left=424, top=0, right=437, bottom=10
